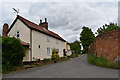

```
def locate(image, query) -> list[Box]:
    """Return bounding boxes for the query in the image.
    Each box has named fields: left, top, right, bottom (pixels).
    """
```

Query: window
left=38, top=45, right=40, bottom=48
left=16, top=31, right=20, bottom=38
left=47, top=36, right=50, bottom=42
left=47, top=47, right=50, bottom=55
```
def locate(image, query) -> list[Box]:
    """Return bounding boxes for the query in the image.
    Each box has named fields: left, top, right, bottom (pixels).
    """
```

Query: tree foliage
left=2, top=37, right=25, bottom=72
left=96, top=22, right=120, bottom=35
left=70, top=40, right=81, bottom=54
left=80, top=26, right=95, bottom=54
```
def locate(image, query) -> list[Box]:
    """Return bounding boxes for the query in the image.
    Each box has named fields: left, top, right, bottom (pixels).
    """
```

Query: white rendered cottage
left=2, top=15, right=70, bottom=62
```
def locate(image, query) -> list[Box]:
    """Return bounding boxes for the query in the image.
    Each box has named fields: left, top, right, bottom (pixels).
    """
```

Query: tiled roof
left=20, top=41, right=29, bottom=46
left=8, top=15, right=66, bottom=42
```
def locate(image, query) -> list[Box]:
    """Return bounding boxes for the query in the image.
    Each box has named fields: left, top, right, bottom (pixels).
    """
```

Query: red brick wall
left=2, top=23, right=9, bottom=37
left=89, top=29, right=120, bottom=61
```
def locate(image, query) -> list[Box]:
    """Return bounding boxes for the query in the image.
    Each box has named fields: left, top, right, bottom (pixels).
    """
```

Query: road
left=3, top=54, right=118, bottom=78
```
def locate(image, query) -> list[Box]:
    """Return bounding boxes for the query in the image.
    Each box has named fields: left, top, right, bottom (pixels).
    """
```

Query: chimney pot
left=45, top=18, right=47, bottom=22
left=40, top=19, right=42, bottom=24
left=2, top=23, right=9, bottom=37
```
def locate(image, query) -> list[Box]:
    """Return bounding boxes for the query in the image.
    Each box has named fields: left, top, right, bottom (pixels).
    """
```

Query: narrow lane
left=3, top=54, right=118, bottom=78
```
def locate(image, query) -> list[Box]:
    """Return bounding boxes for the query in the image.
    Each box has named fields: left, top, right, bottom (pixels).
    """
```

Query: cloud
left=1, top=2, right=118, bottom=43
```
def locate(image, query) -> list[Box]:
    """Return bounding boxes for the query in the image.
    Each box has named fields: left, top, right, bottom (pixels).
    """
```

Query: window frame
left=16, top=31, right=20, bottom=38
left=47, top=36, right=50, bottom=42
left=47, top=47, right=51, bottom=55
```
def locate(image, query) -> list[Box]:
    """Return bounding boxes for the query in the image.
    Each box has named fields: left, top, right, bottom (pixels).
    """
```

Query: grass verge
left=87, top=53, right=120, bottom=69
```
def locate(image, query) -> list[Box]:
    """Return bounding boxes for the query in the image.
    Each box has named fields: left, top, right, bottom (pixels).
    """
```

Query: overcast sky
left=0, top=0, right=119, bottom=43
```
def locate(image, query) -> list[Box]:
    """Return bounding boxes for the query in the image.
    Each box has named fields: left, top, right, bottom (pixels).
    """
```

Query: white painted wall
left=32, top=30, right=66, bottom=60
left=8, top=19, right=31, bottom=61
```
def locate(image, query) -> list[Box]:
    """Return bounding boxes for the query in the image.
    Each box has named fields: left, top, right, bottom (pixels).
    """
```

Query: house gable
left=8, top=15, right=66, bottom=42
left=7, top=18, right=31, bottom=43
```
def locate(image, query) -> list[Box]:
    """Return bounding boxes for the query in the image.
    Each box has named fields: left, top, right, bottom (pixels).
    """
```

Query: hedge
left=2, top=37, right=25, bottom=73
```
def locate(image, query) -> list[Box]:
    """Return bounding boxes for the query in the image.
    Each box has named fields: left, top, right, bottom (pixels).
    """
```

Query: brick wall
left=2, top=23, right=9, bottom=37
left=89, top=29, right=120, bottom=61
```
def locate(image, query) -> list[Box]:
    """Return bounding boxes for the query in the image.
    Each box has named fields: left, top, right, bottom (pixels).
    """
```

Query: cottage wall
left=32, top=30, right=65, bottom=60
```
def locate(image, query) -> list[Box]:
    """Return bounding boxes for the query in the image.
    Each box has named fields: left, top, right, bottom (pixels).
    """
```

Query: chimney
left=39, top=18, right=48, bottom=30
left=45, top=18, right=47, bottom=22
left=40, top=19, right=42, bottom=24
left=2, top=23, right=9, bottom=37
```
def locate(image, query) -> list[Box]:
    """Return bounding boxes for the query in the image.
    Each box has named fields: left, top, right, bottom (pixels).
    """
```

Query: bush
left=60, top=57, right=66, bottom=59
left=2, top=37, right=25, bottom=73
left=87, top=53, right=120, bottom=69
left=51, top=48, right=60, bottom=62
left=43, top=58, right=51, bottom=62
left=51, top=53, right=59, bottom=62
left=52, top=48, right=59, bottom=54
left=70, top=54, right=78, bottom=58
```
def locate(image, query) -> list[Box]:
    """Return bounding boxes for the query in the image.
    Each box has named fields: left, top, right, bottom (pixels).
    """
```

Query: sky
left=0, top=0, right=119, bottom=43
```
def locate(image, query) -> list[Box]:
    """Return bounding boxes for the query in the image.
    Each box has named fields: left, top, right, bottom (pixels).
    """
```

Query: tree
left=70, top=40, right=81, bottom=54
left=96, top=22, right=120, bottom=35
left=80, top=26, right=95, bottom=54
left=2, top=37, right=25, bottom=72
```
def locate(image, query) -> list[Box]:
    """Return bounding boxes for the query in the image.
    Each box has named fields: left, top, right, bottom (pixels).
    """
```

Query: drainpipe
left=30, top=29, right=32, bottom=67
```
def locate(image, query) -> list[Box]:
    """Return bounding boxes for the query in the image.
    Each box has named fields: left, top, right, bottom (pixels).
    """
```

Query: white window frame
left=47, top=47, right=50, bottom=55
left=16, top=31, right=20, bottom=38
left=47, top=36, right=50, bottom=42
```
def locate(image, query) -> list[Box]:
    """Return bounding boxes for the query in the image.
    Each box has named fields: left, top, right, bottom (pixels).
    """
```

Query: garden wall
left=89, top=29, right=120, bottom=61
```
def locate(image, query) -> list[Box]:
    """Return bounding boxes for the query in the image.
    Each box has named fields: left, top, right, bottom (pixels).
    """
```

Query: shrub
left=51, top=48, right=60, bottom=62
left=60, top=57, right=66, bottom=59
left=51, top=53, right=59, bottom=62
left=43, top=58, right=51, bottom=62
left=87, top=53, right=120, bottom=69
left=70, top=54, right=78, bottom=58
left=52, top=48, right=59, bottom=54
left=2, top=37, right=25, bottom=73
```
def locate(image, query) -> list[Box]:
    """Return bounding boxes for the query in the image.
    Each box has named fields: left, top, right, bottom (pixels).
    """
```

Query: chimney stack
left=40, top=19, right=42, bottom=24
left=2, top=23, right=9, bottom=37
left=39, top=18, right=48, bottom=30
left=45, top=18, right=47, bottom=22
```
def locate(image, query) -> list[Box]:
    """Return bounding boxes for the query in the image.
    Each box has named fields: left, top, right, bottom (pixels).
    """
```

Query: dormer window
left=17, top=31, right=20, bottom=38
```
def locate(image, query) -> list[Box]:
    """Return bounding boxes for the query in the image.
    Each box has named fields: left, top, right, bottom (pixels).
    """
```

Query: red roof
left=20, top=41, right=29, bottom=46
left=8, top=15, right=66, bottom=42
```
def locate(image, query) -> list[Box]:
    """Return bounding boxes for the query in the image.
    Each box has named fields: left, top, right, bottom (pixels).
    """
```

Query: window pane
left=47, top=36, right=50, bottom=42
left=47, top=48, right=50, bottom=55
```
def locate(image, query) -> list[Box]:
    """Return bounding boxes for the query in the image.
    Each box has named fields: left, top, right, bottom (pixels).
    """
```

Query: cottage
left=2, top=15, right=70, bottom=62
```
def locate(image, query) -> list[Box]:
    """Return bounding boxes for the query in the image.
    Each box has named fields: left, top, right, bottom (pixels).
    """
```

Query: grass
left=87, top=53, right=120, bottom=69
